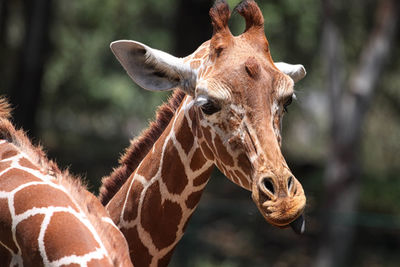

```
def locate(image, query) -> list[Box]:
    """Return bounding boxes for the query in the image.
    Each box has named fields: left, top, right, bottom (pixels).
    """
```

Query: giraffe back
left=0, top=108, right=132, bottom=266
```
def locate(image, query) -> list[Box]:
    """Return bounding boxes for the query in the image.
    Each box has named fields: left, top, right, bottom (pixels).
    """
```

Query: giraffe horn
left=235, top=0, right=264, bottom=34
left=209, top=0, right=232, bottom=36
left=209, top=1, right=233, bottom=59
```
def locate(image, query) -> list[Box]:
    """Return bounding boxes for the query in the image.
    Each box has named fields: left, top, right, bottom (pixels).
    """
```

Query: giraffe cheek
left=214, top=134, right=234, bottom=167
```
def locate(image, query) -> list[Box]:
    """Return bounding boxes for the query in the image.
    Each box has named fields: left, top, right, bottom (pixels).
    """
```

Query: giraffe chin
left=289, top=214, right=305, bottom=234
left=264, top=213, right=305, bottom=235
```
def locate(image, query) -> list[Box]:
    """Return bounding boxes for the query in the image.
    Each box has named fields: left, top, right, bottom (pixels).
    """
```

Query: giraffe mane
left=99, top=89, right=186, bottom=205
left=0, top=97, right=12, bottom=119
left=0, top=102, right=129, bottom=263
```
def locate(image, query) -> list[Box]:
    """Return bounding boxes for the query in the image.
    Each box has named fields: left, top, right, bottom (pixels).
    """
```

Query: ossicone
left=235, top=0, right=264, bottom=33
left=209, top=0, right=231, bottom=35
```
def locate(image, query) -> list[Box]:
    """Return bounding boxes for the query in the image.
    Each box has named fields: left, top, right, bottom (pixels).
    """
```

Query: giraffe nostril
left=261, top=177, right=275, bottom=195
left=288, top=176, right=294, bottom=192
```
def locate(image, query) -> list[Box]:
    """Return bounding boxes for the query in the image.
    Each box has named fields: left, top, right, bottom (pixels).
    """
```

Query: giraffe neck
left=0, top=118, right=132, bottom=266
left=106, top=96, right=214, bottom=266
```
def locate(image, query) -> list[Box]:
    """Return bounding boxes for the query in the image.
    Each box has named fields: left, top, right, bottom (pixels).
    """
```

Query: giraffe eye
left=283, top=95, right=293, bottom=113
left=200, top=99, right=221, bottom=115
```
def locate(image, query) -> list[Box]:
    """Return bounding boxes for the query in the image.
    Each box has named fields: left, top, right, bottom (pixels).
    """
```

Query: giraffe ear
left=275, top=62, right=306, bottom=83
left=110, top=40, right=196, bottom=93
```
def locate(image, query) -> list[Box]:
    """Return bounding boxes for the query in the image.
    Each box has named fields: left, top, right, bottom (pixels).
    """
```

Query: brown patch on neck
left=123, top=226, right=152, bottom=267
left=175, top=116, right=194, bottom=155
left=99, top=90, right=186, bottom=205
left=161, top=139, right=188, bottom=195
left=141, top=181, right=182, bottom=250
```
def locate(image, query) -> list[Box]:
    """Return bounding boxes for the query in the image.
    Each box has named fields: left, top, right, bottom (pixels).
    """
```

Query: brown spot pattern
left=15, top=214, right=45, bottom=265
left=198, top=68, right=204, bottom=78
left=19, top=158, right=40, bottom=171
left=122, top=181, right=143, bottom=222
left=234, top=170, right=250, bottom=189
left=190, top=148, right=207, bottom=171
left=0, top=246, right=12, bottom=267
left=14, top=184, right=78, bottom=215
left=194, top=48, right=206, bottom=58
left=200, top=142, right=214, bottom=161
left=237, top=153, right=251, bottom=172
left=185, top=190, right=204, bottom=209
left=45, top=212, right=99, bottom=262
left=215, top=160, right=228, bottom=176
left=204, top=66, right=212, bottom=77
left=175, top=117, right=194, bottom=155
left=202, top=126, right=214, bottom=149
left=137, top=152, right=160, bottom=181
left=0, top=160, right=11, bottom=171
left=161, top=140, right=188, bottom=195
left=87, top=258, right=110, bottom=267
left=141, top=181, right=182, bottom=250
left=228, top=170, right=239, bottom=184
left=0, top=199, right=18, bottom=253
left=158, top=248, right=175, bottom=267
left=188, top=108, right=201, bottom=138
left=123, top=226, right=152, bottom=267
left=1, top=150, right=18, bottom=160
left=106, top=180, right=131, bottom=226
left=190, top=60, right=201, bottom=69
left=193, top=166, right=213, bottom=186
left=214, top=134, right=234, bottom=166
left=0, top=169, right=41, bottom=192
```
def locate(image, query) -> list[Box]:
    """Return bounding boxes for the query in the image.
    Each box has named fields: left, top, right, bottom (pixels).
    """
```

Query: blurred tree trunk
left=9, top=0, right=52, bottom=136
left=315, top=0, right=400, bottom=266
left=0, top=0, right=8, bottom=44
left=173, top=0, right=213, bottom=57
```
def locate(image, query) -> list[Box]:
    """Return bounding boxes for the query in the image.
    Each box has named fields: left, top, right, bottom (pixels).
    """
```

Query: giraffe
left=99, top=1, right=307, bottom=266
left=0, top=100, right=133, bottom=267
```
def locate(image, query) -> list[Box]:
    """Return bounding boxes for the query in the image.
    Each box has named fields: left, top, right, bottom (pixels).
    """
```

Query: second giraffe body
left=0, top=102, right=132, bottom=266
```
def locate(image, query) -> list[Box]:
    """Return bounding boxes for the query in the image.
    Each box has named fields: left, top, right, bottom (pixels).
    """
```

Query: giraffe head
left=110, top=0, right=306, bottom=233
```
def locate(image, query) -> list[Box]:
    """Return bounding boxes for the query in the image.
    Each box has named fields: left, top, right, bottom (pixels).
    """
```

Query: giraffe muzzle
left=252, top=174, right=306, bottom=233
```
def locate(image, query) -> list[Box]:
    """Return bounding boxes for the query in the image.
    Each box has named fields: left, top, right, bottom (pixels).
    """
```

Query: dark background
left=1, top=0, right=399, bottom=266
